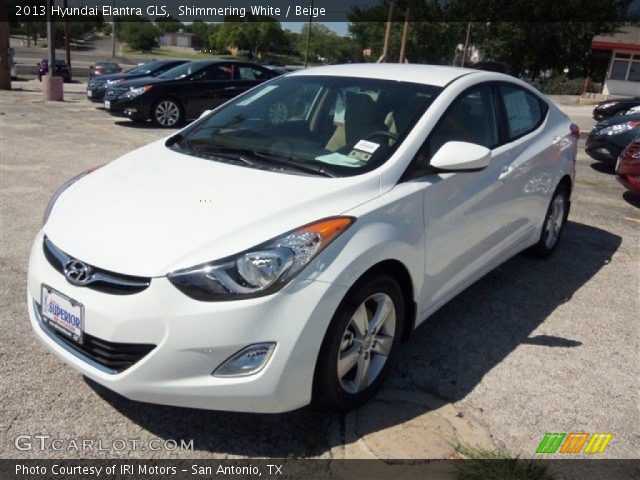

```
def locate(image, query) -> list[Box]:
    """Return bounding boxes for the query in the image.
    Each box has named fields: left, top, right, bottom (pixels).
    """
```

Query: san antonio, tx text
left=16, top=463, right=284, bottom=476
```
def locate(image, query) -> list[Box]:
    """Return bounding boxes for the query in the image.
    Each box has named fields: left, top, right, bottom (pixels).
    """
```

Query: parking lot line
left=28, top=100, right=140, bottom=144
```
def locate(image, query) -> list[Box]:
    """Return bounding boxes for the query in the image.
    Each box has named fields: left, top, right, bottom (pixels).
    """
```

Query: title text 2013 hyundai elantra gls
left=28, top=64, right=578, bottom=412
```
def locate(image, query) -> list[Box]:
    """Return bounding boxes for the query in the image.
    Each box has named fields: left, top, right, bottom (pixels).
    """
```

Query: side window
left=428, top=84, right=499, bottom=158
left=499, top=85, right=545, bottom=140
left=237, top=66, right=268, bottom=81
left=192, top=65, right=233, bottom=82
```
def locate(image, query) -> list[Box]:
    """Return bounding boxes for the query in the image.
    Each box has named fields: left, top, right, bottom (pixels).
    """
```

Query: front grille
left=36, top=302, right=155, bottom=373
left=43, top=236, right=151, bottom=295
left=105, top=88, right=126, bottom=100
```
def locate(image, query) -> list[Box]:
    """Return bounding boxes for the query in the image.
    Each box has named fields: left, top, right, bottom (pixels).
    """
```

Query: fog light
left=124, top=108, right=138, bottom=116
left=213, top=343, right=276, bottom=377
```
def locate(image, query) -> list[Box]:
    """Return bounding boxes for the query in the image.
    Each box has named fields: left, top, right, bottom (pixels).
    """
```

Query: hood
left=44, top=141, right=380, bottom=277
left=596, top=112, right=640, bottom=127
left=89, top=72, right=123, bottom=84
left=116, top=76, right=170, bottom=89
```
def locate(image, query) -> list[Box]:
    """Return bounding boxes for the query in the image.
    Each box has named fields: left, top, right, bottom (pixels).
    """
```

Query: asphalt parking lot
left=1, top=79, right=638, bottom=462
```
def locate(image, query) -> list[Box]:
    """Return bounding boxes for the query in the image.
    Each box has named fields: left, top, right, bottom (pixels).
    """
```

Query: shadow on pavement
left=590, top=161, right=615, bottom=174
left=87, top=220, right=620, bottom=456
left=622, top=191, right=640, bottom=208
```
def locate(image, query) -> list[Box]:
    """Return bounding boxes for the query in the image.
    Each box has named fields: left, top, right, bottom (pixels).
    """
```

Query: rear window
left=499, top=85, right=547, bottom=140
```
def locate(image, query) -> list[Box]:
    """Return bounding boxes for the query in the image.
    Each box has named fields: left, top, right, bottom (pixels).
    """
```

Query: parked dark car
left=592, top=97, right=640, bottom=121
left=586, top=113, right=640, bottom=163
left=38, top=59, right=70, bottom=82
left=90, top=61, right=122, bottom=78
left=86, top=60, right=188, bottom=102
left=616, top=136, right=640, bottom=196
left=103, top=60, right=281, bottom=127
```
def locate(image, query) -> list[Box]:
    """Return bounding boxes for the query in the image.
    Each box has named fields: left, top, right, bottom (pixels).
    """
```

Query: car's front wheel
left=526, top=183, right=569, bottom=258
left=152, top=98, right=183, bottom=128
left=314, top=274, right=405, bottom=412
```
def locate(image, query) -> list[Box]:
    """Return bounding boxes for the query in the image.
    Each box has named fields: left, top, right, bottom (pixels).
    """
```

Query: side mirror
left=199, top=110, right=212, bottom=119
left=430, top=141, right=491, bottom=172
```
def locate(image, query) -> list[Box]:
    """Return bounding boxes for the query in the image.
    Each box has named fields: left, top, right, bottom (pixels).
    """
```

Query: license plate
left=41, top=285, right=84, bottom=344
left=104, top=100, right=110, bottom=109
left=86, top=90, right=92, bottom=97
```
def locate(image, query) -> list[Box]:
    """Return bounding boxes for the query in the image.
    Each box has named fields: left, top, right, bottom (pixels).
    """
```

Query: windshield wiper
left=167, top=137, right=336, bottom=177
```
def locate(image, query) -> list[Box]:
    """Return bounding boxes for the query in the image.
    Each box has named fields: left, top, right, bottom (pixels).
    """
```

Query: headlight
left=598, top=102, right=617, bottom=109
left=599, top=121, right=640, bottom=136
left=168, top=217, right=354, bottom=301
left=43, top=165, right=103, bottom=225
left=123, top=85, right=152, bottom=99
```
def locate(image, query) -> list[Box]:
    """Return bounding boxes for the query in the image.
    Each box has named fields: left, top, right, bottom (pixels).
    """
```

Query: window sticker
left=353, top=139, right=380, bottom=154
left=315, top=152, right=366, bottom=168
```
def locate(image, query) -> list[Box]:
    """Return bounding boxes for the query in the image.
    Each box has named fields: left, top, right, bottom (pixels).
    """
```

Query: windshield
left=126, top=61, right=165, bottom=75
left=173, top=75, right=442, bottom=177
left=158, top=62, right=206, bottom=80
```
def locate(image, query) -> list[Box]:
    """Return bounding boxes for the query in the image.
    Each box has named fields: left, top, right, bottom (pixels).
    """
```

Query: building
left=157, top=31, right=193, bottom=48
left=591, top=26, right=640, bottom=97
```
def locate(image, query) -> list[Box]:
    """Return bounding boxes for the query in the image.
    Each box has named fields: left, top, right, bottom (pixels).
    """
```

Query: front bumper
left=27, top=232, right=348, bottom=412
left=585, top=134, right=623, bottom=163
left=104, top=94, right=151, bottom=121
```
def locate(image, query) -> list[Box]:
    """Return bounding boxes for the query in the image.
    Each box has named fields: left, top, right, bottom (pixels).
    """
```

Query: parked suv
left=103, top=60, right=279, bottom=127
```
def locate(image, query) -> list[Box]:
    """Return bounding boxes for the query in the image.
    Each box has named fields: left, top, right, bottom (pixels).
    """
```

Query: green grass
left=454, top=444, right=554, bottom=480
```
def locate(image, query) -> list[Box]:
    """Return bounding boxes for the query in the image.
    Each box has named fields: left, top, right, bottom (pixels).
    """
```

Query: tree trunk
left=0, top=21, right=11, bottom=90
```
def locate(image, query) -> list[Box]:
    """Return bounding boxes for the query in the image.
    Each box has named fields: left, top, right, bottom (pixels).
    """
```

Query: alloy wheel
left=155, top=100, right=180, bottom=127
left=544, top=194, right=565, bottom=248
left=337, top=293, right=396, bottom=394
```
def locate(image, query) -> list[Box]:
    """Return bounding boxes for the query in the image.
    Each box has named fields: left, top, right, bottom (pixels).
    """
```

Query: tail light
left=570, top=123, right=580, bottom=140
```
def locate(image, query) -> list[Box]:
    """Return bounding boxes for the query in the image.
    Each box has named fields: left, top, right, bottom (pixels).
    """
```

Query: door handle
left=498, top=166, right=514, bottom=181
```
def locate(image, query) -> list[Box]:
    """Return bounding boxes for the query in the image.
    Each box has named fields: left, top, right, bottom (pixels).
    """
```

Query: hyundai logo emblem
left=63, top=259, right=92, bottom=286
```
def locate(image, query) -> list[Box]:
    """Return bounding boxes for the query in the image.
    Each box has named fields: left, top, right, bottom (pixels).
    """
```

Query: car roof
left=287, top=63, right=480, bottom=87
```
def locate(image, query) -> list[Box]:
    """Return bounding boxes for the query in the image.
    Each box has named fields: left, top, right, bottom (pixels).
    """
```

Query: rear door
left=492, top=83, right=552, bottom=243
left=181, top=63, right=235, bottom=119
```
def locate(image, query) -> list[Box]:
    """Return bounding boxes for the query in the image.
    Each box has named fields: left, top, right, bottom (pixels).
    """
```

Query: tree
left=155, top=15, right=184, bottom=34
left=298, top=24, right=359, bottom=63
left=214, top=16, right=289, bottom=57
left=117, top=17, right=158, bottom=52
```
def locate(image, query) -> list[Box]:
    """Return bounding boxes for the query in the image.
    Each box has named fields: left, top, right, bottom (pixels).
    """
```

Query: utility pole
left=0, top=20, right=10, bottom=90
left=47, top=0, right=56, bottom=72
left=461, top=22, right=471, bottom=67
left=376, top=1, right=394, bottom=63
left=44, top=0, right=63, bottom=100
left=399, top=8, right=410, bottom=63
left=303, top=0, right=314, bottom=68
left=63, top=0, right=71, bottom=80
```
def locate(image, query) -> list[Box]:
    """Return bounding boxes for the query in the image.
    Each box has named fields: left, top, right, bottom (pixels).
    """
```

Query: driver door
left=410, top=83, right=518, bottom=310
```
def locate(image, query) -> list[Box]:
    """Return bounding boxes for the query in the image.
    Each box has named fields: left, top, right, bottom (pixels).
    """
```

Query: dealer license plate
left=41, top=285, right=84, bottom=344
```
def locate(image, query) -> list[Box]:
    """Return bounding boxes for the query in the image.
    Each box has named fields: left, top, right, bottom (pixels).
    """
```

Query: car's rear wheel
left=152, top=98, right=183, bottom=128
left=314, top=274, right=405, bottom=412
left=526, top=183, right=569, bottom=258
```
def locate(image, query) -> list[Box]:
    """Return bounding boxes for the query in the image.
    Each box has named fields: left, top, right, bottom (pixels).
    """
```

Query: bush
left=533, top=76, right=601, bottom=95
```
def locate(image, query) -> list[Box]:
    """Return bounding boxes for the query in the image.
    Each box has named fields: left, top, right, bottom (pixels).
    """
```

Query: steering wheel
left=365, top=130, right=399, bottom=143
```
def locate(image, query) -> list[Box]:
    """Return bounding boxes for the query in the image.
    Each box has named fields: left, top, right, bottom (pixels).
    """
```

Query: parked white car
left=28, top=64, right=578, bottom=412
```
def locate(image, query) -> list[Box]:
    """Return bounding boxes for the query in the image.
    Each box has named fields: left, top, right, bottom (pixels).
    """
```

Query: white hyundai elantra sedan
left=28, top=64, right=577, bottom=412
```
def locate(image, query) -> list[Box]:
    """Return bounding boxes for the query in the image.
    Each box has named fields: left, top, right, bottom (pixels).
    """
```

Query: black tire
left=313, top=274, right=405, bottom=412
left=151, top=98, right=183, bottom=128
left=526, top=183, right=569, bottom=259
